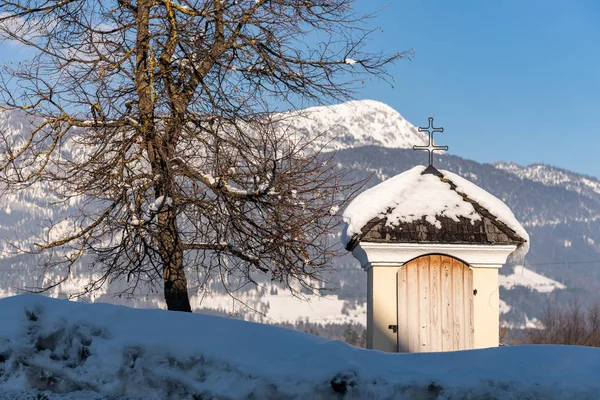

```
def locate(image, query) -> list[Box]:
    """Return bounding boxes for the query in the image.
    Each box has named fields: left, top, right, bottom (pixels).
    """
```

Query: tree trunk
left=159, top=209, right=192, bottom=312
left=134, top=0, right=191, bottom=313
left=163, top=255, right=192, bottom=312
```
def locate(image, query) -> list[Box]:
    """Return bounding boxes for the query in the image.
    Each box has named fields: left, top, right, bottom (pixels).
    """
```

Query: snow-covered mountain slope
left=495, top=162, right=600, bottom=199
left=499, top=265, right=565, bottom=294
left=3, top=294, right=600, bottom=400
left=286, top=99, right=430, bottom=151
left=0, top=108, right=37, bottom=138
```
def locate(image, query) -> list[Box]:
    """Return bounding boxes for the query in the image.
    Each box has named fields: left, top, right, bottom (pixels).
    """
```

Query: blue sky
left=352, top=1, right=600, bottom=177
left=1, top=1, right=598, bottom=177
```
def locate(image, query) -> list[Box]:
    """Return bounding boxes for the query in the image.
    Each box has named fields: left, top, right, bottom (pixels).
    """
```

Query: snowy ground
left=191, top=288, right=367, bottom=325
left=0, top=295, right=599, bottom=399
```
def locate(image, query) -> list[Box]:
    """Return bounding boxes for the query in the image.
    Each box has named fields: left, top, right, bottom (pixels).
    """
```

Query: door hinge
left=388, top=325, right=398, bottom=333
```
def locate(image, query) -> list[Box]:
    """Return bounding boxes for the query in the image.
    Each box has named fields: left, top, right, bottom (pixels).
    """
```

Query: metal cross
left=413, top=117, right=448, bottom=167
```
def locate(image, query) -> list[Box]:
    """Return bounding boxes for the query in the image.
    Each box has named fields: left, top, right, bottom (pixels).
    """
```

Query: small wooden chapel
left=342, top=118, right=528, bottom=353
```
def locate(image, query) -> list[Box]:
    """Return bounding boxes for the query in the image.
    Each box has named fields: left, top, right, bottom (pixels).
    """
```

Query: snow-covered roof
left=342, top=165, right=529, bottom=261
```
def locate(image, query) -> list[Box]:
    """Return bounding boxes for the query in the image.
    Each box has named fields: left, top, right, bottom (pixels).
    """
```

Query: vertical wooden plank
left=441, top=256, right=453, bottom=352
left=464, top=265, right=474, bottom=349
left=467, top=264, right=475, bottom=349
left=453, top=258, right=464, bottom=350
left=417, top=256, right=430, bottom=352
left=429, top=255, right=442, bottom=352
left=406, top=259, right=420, bottom=352
left=397, top=265, right=409, bottom=352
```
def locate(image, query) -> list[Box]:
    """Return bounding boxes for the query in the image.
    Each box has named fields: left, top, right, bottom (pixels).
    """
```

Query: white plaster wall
left=367, top=265, right=400, bottom=352
left=366, top=267, right=373, bottom=348
left=359, top=244, right=515, bottom=353
left=472, top=267, right=500, bottom=349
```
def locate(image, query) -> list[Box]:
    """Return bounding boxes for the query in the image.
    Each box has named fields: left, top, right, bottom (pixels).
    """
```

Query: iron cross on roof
left=413, top=117, right=448, bottom=170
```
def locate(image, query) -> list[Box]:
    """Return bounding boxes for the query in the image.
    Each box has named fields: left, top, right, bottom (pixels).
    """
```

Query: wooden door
left=397, top=255, right=474, bottom=352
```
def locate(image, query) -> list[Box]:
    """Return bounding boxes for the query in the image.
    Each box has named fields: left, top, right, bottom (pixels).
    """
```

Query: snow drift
left=0, top=295, right=598, bottom=399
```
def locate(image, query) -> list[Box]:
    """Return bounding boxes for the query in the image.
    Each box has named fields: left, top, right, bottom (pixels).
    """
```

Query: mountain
left=495, top=162, right=600, bottom=202
left=288, top=99, right=430, bottom=151
left=1, top=100, right=598, bottom=330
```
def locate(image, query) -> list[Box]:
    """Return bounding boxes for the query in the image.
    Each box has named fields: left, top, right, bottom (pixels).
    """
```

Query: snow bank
left=1, top=295, right=599, bottom=399
left=342, top=165, right=529, bottom=261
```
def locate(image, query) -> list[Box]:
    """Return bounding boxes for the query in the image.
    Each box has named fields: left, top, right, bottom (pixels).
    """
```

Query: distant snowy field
left=0, top=295, right=598, bottom=400
left=500, top=265, right=566, bottom=294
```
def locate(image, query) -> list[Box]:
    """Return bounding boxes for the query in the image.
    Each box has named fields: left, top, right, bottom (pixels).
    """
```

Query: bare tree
left=528, top=299, right=600, bottom=347
left=0, top=0, right=410, bottom=311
